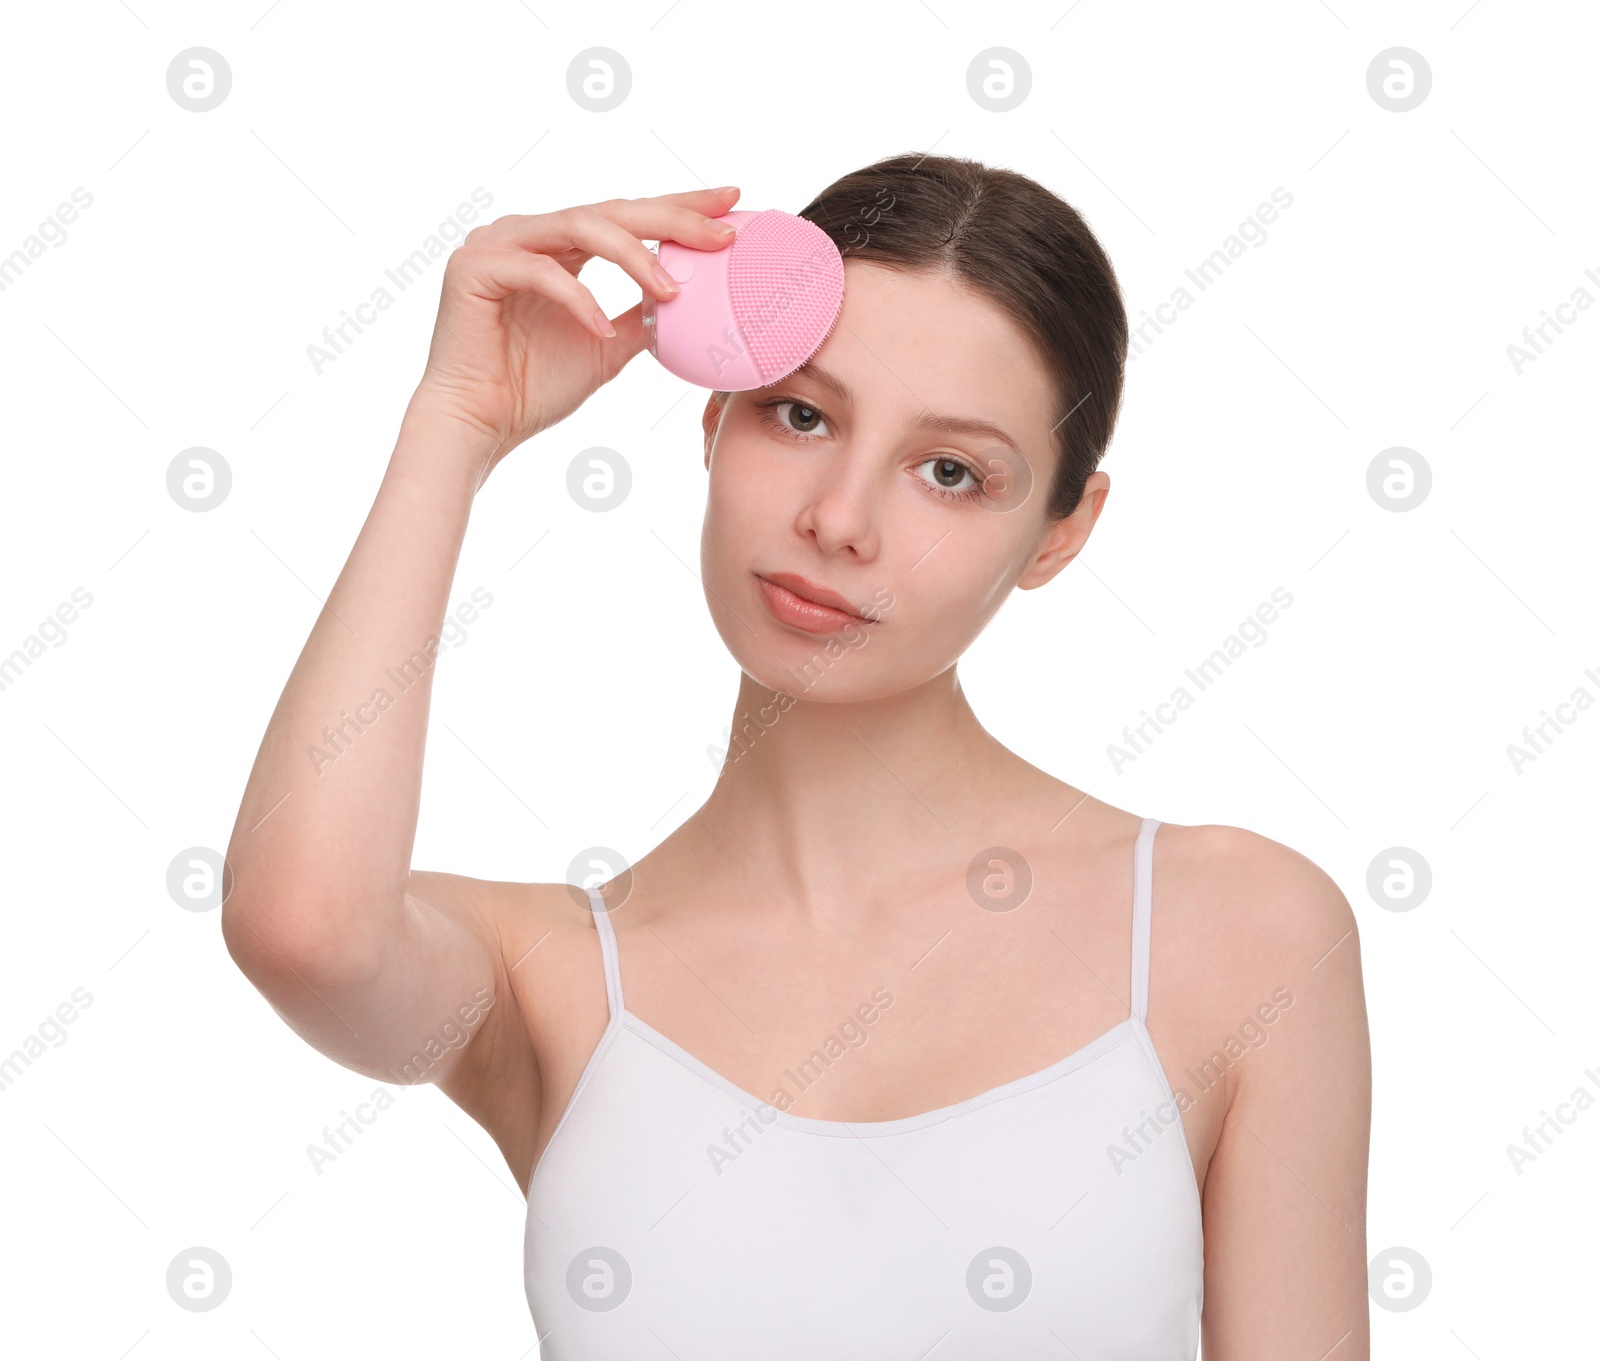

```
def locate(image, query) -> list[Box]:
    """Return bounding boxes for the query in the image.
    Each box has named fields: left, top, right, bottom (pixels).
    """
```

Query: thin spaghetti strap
left=1129, top=817, right=1161, bottom=1024
left=585, top=885, right=625, bottom=1022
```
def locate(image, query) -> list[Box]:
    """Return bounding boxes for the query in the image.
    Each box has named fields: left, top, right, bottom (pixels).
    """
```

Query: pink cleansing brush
left=642, top=208, right=845, bottom=390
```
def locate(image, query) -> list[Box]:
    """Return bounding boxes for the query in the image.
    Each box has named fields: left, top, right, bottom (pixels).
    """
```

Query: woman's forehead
left=795, top=263, right=1056, bottom=445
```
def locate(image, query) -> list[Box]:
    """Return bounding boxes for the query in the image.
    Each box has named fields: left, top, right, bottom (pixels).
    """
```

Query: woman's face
left=699, top=261, right=1109, bottom=700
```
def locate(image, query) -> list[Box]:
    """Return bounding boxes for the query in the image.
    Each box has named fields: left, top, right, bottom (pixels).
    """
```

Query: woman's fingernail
left=714, top=185, right=739, bottom=196
left=709, top=219, right=736, bottom=235
left=594, top=309, right=616, bottom=338
left=651, top=264, right=680, bottom=294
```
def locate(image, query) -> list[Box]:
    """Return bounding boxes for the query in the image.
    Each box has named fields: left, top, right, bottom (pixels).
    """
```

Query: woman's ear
left=1017, top=472, right=1111, bottom=590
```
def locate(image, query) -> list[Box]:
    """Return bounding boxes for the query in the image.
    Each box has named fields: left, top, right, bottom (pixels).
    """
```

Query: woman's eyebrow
left=787, top=360, right=1024, bottom=454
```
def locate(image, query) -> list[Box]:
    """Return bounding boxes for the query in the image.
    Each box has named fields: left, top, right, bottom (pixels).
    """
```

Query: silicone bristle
left=726, top=211, right=846, bottom=384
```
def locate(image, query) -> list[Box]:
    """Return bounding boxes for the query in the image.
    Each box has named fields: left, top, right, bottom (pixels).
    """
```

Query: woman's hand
left=407, top=187, right=741, bottom=481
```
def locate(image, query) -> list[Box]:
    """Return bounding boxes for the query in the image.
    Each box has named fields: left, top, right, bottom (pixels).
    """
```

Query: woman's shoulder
left=1062, top=786, right=1353, bottom=928
left=1048, top=788, right=1358, bottom=984
left=1153, top=820, right=1357, bottom=946
left=1136, top=816, right=1363, bottom=1034
left=1048, top=787, right=1353, bottom=921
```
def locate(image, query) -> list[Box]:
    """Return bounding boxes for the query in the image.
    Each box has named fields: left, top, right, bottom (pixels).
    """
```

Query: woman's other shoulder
left=1153, top=820, right=1360, bottom=975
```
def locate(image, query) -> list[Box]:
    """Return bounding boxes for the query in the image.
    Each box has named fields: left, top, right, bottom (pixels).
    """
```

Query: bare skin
left=222, top=188, right=1371, bottom=1358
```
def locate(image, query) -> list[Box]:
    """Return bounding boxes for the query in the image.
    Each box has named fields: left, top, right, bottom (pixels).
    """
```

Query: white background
left=1, top=0, right=1595, bottom=1355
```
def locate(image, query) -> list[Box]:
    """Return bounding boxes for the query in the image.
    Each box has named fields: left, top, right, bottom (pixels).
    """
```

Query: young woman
left=222, top=154, right=1371, bottom=1358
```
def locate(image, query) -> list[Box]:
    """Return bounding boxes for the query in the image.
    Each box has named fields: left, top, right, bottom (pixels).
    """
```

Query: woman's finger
left=552, top=205, right=730, bottom=302
left=593, top=194, right=744, bottom=249
left=468, top=191, right=742, bottom=280
left=444, top=245, right=616, bottom=339
left=633, top=186, right=742, bottom=216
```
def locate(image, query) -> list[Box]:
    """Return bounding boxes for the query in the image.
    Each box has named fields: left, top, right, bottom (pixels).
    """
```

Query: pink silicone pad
left=644, top=209, right=845, bottom=390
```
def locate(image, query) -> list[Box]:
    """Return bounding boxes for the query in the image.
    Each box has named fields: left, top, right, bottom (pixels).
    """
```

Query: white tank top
left=524, top=817, right=1203, bottom=1357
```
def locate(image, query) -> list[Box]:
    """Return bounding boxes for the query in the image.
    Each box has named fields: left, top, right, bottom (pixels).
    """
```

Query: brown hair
left=792, top=152, right=1129, bottom=521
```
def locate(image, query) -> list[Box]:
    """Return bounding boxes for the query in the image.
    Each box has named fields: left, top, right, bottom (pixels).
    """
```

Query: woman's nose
left=794, top=459, right=881, bottom=559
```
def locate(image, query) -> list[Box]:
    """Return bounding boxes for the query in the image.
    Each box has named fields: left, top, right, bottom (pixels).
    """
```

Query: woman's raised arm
left=220, top=403, right=508, bottom=1085
left=219, top=189, right=741, bottom=1089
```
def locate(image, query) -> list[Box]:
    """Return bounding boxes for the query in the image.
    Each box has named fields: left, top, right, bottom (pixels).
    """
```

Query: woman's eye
left=755, top=400, right=984, bottom=504
left=762, top=400, right=829, bottom=438
left=915, top=456, right=984, bottom=500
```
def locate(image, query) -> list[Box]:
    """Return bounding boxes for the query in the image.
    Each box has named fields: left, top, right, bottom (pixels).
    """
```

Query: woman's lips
left=756, top=575, right=872, bottom=635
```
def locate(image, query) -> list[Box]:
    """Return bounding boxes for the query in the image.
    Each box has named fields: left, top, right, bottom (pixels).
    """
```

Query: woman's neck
left=679, top=666, right=1050, bottom=922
